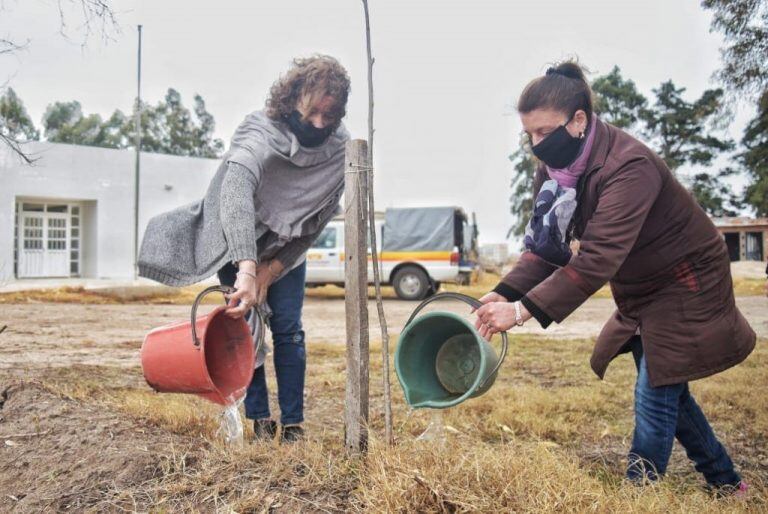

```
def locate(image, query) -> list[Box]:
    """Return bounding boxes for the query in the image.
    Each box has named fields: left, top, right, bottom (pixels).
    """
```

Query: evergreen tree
left=639, top=81, right=732, bottom=173
left=689, top=168, right=740, bottom=217
left=591, top=66, right=647, bottom=131
left=40, top=89, right=224, bottom=158
left=0, top=88, right=39, bottom=142
left=741, top=90, right=768, bottom=216
left=507, top=144, right=537, bottom=239
left=132, top=88, right=224, bottom=158
left=703, top=0, right=768, bottom=216
left=193, top=94, right=225, bottom=158
left=702, top=0, right=768, bottom=100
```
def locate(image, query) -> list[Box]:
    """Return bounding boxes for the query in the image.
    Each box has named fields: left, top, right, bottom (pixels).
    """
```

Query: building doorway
left=16, top=202, right=81, bottom=278
left=724, top=232, right=740, bottom=262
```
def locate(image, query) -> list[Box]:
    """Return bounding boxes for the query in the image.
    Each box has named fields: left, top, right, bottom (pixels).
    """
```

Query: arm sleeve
left=219, top=161, right=262, bottom=264
left=493, top=252, right=559, bottom=301
left=523, top=157, right=663, bottom=324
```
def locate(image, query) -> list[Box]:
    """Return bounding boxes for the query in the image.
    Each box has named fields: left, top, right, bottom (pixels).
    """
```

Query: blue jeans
left=218, top=261, right=307, bottom=425
left=627, top=337, right=741, bottom=486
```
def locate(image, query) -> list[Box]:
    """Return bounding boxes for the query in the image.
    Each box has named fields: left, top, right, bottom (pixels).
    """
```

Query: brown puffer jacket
left=496, top=118, right=755, bottom=386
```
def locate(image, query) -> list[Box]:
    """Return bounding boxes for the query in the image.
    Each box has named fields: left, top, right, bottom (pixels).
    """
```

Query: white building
left=1, top=142, right=218, bottom=283
left=479, top=243, right=509, bottom=267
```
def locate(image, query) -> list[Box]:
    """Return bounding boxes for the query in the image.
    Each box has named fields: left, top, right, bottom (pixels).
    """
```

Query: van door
left=306, top=224, right=343, bottom=283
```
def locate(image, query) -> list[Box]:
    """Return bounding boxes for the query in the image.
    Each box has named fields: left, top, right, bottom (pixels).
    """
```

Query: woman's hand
left=474, top=301, right=532, bottom=339
left=471, top=291, right=508, bottom=312
left=225, top=260, right=282, bottom=318
left=470, top=292, right=508, bottom=339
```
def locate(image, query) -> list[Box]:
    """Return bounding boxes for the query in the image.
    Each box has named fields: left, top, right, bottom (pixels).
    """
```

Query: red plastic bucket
left=140, top=286, right=258, bottom=406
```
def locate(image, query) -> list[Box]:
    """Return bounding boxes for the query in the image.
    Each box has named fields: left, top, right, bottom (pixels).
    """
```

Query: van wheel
left=393, top=266, right=430, bottom=301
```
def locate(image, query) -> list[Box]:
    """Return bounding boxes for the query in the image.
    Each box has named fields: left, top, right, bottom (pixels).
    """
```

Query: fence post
left=344, top=139, right=370, bottom=454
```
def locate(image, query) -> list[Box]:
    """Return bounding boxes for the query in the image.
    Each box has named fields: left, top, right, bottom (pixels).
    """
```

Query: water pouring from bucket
left=395, top=292, right=509, bottom=409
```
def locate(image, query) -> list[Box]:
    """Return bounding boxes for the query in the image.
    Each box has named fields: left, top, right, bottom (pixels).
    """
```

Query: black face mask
left=286, top=110, right=334, bottom=148
left=530, top=114, right=583, bottom=169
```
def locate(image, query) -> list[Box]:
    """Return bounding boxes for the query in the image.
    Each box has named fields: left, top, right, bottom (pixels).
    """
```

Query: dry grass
left=22, top=334, right=767, bottom=512
left=0, top=284, right=226, bottom=305
left=4, top=270, right=763, bottom=305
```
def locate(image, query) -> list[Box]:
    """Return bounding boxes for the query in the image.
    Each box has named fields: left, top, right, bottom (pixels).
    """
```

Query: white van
left=305, top=207, right=478, bottom=300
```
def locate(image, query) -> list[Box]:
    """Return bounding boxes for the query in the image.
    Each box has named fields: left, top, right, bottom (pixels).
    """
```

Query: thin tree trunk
left=361, top=0, right=393, bottom=445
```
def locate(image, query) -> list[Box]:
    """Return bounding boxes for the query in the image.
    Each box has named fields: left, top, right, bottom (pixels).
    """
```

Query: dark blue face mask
left=530, top=112, right=583, bottom=169
left=286, top=110, right=334, bottom=148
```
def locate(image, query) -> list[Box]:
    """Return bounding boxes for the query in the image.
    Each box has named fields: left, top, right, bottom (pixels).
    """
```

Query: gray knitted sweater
left=138, top=110, right=349, bottom=286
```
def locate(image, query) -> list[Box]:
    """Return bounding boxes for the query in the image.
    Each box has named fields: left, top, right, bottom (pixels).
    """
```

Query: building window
left=745, top=232, right=764, bottom=261
left=69, top=205, right=81, bottom=276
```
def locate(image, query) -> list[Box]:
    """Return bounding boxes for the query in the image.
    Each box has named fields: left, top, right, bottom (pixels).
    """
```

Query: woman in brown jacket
left=475, top=61, right=755, bottom=493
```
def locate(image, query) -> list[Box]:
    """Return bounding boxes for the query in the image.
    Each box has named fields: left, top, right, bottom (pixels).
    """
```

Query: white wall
left=0, top=142, right=218, bottom=282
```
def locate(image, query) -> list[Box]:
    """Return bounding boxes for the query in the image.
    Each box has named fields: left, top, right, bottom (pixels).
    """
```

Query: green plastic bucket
left=395, top=293, right=509, bottom=409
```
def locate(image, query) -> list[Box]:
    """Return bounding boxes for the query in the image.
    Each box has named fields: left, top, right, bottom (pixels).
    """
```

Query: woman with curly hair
left=138, top=55, right=351, bottom=443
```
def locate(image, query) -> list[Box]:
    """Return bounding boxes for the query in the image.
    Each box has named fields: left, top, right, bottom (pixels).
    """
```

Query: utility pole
left=133, top=24, right=143, bottom=279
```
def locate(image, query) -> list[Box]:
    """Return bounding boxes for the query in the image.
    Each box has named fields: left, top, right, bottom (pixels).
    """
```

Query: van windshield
left=311, top=226, right=337, bottom=249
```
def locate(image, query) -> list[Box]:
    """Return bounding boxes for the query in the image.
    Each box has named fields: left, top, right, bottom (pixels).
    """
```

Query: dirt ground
left=0, top=295, right=766, bottom=372
left=0, top=292, right=766, bottom=511
left=0, top=382, right=198, bottom=511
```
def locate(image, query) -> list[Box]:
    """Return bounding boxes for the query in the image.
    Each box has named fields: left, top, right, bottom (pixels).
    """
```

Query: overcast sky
left=1, top=0, right=754, bottom=245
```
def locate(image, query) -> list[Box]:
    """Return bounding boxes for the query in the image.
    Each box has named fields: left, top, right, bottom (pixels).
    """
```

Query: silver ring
left=485, top=322, right=493, bottom=329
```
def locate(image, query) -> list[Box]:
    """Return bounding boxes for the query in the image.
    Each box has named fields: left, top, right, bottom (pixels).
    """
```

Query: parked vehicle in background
left=305, top=207, right=479, bottom=300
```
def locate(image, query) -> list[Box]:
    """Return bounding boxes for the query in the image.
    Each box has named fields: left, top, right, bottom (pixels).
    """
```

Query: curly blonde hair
left=265, top=55, right=351, bottom=129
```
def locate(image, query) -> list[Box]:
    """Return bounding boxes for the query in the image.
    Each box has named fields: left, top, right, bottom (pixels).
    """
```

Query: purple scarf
left=546, top=115, right=598, bottom=189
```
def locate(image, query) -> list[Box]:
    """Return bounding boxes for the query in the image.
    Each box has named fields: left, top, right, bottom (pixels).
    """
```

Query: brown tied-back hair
left=265, top=55, right=351, bottom=129
left=518, top=60, right=594, bottom=120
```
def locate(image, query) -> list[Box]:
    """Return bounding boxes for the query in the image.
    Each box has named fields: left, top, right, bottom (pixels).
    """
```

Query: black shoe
left=280, top=424, right=305, bottom=443
left=253, top=418, right=277, bottom=441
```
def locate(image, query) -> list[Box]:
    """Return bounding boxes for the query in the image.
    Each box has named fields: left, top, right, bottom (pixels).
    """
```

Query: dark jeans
left=627, top=337, right=741, bottom=486
left=218, top=260, right=307, bottom=425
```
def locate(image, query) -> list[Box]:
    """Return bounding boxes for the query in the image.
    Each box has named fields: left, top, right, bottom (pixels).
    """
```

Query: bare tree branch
left=361, top=0, right=393, bottom=446
left=0, top=133, right=38, bottom=164
left=56, top=0, right=120, bottom=47
left=0, top=37, right=29, bottom=55
left=0, top=1, right=119, bottom=162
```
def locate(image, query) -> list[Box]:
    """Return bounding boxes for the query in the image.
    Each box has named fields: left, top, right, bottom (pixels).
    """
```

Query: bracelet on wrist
left=236, top=270, right=258, bottom=280
left=513, top=301, right=525, bottom=326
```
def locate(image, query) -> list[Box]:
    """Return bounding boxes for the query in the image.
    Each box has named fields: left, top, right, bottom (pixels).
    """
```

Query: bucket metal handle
left=404, top=292, right=509, bottom=390
left=190, top=285, right=266, bottom=353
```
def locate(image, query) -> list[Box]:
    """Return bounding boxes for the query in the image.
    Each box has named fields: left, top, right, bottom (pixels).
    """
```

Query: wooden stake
left=344, top=139, right=370, bottom=454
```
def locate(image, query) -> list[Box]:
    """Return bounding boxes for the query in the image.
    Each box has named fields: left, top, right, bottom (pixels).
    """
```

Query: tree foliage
left=703, top=0, right=768, bottom=217
left=0, top=88, right=39, bottom=142
left=639, top=82, right=732, bottom=173
left=507, top=144, right=537, bottom=239
left=741, top=90, right=768, bottom=216
left=43, top=101, right=123, bottom=148
left=40, top=89, right=224, bottom=158
left=689, top=169, right=741, bottom=217
left=702, top=0, right=768, bottom=100
left=591, top=66, right=646, bottom=130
